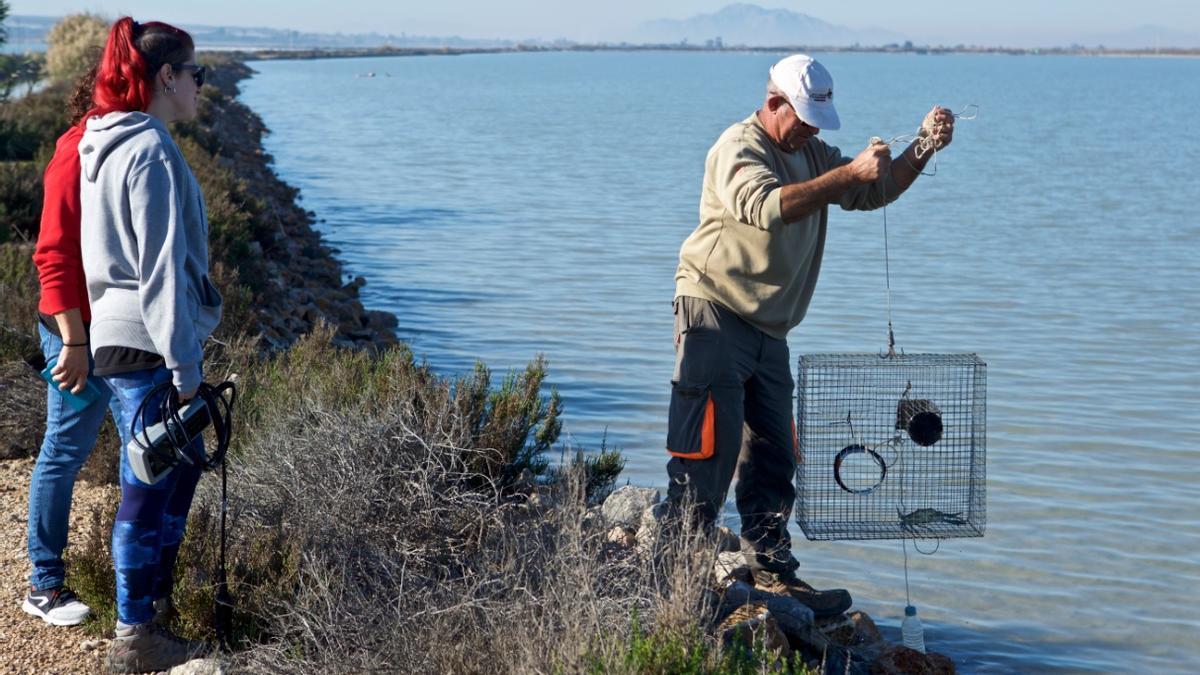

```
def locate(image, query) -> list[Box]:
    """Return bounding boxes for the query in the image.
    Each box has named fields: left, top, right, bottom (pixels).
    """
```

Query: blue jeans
left=105, top=365, right=203, bottom=625
left=27, top=322, right=126, bottom=591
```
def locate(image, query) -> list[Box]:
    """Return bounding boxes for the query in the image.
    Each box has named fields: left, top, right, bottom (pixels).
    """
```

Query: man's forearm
left=889, top=140, right=933, bottom=195
left=779, top=164, right=860, bottom=223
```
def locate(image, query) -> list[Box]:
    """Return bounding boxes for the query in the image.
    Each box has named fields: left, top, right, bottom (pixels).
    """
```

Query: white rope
left=874, top=103, right=979, bottom=177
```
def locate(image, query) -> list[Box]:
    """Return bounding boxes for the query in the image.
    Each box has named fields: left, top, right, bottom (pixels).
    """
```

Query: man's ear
left=766, top=94, right=786, bottom=112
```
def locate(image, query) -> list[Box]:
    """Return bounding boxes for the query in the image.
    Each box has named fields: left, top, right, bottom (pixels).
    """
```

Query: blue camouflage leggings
left=104, top=365, right=203, bottom=626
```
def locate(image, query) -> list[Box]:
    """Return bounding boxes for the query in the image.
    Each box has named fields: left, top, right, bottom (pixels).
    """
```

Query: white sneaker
left=21, top=586, right=91, bottom=626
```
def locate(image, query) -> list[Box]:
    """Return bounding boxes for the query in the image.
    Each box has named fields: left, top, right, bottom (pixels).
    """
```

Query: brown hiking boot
left=752, top=569, right=853, bottom=618
left=151, top=596, right=179, bottom=627
left=106, top=622, right=209, bottom=673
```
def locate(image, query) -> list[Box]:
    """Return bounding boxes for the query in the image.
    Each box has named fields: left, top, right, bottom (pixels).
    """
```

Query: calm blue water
left=241, top=52, right=1200, bottom=673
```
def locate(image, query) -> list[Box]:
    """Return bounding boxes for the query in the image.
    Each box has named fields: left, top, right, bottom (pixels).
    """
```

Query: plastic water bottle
left=901, top=605, right=926, bottom=653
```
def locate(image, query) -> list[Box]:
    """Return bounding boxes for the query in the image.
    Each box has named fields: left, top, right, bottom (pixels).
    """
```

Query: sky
left=10, top=0, right=1200, bottom=47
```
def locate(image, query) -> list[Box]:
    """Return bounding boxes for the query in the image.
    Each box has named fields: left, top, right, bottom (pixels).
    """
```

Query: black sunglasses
left=172, top=63, right=206, bottom=88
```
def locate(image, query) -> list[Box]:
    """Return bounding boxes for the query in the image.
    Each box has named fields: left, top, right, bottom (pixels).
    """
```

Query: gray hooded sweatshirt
left=79, top=112, right=222, bottom=394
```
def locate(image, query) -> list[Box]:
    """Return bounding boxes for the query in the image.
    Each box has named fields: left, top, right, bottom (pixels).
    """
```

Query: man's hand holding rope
left=888, top=105, right=956, bottom=192
left=918, top=106, right=955, bottom=151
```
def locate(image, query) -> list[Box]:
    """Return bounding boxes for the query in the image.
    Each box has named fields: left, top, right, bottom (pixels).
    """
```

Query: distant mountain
left=1087, top=24, right=1200, bottom=49
left=632, top=3, right=906, bottom=48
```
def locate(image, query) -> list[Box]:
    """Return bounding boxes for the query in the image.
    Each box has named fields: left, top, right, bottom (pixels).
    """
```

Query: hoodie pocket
left=190, top=274, right=223, bottom=334
left=199, top=274, right=222, bottom=308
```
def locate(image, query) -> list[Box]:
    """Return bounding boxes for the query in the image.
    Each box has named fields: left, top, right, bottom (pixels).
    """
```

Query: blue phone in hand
left=40, top=356, right=104, bottom=412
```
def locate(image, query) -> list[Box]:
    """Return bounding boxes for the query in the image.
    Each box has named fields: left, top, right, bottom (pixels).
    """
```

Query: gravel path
left=0, top=457, right=115, bottom=674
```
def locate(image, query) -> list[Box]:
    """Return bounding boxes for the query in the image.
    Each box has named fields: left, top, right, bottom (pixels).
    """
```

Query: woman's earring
left=167, top=86, right=177, bottom=93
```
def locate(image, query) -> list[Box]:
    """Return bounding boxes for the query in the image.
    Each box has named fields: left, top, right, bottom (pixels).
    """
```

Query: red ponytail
left=89, top=16, right=194, bottom=118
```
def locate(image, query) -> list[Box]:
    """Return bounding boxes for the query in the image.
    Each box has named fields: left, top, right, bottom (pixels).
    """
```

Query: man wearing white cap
left=665, top=54, right=954, bottom=617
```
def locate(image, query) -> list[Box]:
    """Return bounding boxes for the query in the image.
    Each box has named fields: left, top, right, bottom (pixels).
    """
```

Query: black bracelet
left=63, top=342, right=88, bottom=348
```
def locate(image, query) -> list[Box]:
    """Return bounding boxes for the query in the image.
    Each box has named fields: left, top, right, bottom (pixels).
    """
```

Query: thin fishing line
left=875, top=103, right=979, bottom=355
left=883, top=194, right=895, bottom=356
left=883, top=107, right=979, bottom=614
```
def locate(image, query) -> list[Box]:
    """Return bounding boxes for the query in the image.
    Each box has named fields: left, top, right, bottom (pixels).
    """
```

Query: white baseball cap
left=768, top=54, right=840, bottom=131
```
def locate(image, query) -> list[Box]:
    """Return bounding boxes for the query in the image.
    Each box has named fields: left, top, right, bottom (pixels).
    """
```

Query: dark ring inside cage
left=833, top=444, right=888, bottom=495
left=896, top=398, right=943, bottom=447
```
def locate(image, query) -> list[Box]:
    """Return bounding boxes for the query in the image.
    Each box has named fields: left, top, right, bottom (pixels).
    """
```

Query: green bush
left=0, top=160, right=42, bottom=242
left=0, top=53, right=45, bottom=102
left=43, top=13, right=108, bottom=84
left=0, top=82, right=70, bottom=161
left=585, top=609, right=815, bottom=674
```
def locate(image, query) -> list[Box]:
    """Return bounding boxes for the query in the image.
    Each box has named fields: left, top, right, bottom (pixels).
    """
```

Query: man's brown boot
left=753, top=569, right=852, bottom=618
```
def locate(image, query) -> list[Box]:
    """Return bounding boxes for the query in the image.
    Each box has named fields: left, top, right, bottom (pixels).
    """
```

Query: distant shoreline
left=221, top=43, right=1200, bottom=62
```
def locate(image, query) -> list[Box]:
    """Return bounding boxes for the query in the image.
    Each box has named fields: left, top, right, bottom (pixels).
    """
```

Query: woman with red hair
left=78, top=17, right=219, bottom=672
left=24, top=66, right=123, bottom=631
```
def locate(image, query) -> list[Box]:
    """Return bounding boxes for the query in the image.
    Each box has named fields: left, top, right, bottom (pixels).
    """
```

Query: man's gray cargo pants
left=665, top=296, right=799, bottom=574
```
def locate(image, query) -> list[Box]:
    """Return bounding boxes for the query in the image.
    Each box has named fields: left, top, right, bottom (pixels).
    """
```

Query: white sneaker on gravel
left=21, top=586, right=90, bottom=626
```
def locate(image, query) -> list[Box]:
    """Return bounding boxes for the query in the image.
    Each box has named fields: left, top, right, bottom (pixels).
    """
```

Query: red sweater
left=33, top=125, right=90, bottom=323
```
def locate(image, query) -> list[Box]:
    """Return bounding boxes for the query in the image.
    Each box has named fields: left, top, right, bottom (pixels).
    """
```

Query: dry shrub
left=223, top=458, right=719, bottom=674
left=0, top=243, right=42, bottom=457
left=0, top=360, right=43, bottom=458
left=172, top=328, right=749, bottom=673
left=64, top=486, right=120, bottom=628
left=69, top=327, right=629, bottom=655
left=75, top=415, right=122, bottom=485
left=0, top=243, right=38, bottom=355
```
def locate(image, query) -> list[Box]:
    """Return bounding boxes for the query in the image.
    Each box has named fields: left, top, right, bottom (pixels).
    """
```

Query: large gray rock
left=715, top=525, right=741, bottom=552
left=607, top=526, right=637, bottom=548
left=635, top=501, right=671, bottom=551
left=602, top=485, right=660, bottom=527
left=640, top=500, right=668, bottom=528
left=713, top=551, right=752, bottom=584
left=870, top=644, right=956, bottom=675
left=720, top=580, right=824, bottom=651
left=169, top=658, right=225, bottom=675
left=717, top=602, right=792, bottom=659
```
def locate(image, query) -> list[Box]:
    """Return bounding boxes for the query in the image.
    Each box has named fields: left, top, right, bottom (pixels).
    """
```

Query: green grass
left=583, top=609, right=815, bottom=674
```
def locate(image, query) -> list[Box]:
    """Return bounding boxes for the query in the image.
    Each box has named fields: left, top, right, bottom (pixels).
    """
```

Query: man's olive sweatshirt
left=675, top=113, right=898, bottom=339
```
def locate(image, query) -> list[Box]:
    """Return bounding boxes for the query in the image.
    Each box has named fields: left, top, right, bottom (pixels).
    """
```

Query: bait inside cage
left=795, top=352, right=987, bottom=541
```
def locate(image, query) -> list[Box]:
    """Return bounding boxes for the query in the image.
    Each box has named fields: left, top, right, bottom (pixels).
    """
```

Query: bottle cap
left=905, top=605, right=917, bottom=616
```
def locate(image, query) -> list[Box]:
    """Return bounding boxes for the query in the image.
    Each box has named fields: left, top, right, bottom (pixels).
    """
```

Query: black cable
left=214, top=452, right=233, bottom=650
left=128, top=380, right=237, bottom=474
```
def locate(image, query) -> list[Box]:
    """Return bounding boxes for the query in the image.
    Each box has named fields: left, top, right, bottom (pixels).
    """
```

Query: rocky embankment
left=599, top=485, right=957, bottom=675
left=197, top=58, right=399, bottom=351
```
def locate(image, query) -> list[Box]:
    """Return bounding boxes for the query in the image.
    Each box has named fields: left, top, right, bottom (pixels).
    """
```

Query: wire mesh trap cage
left=794, top=352, right=987, bottom=541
